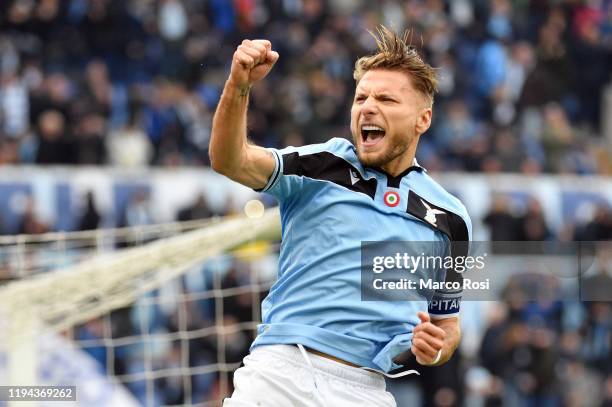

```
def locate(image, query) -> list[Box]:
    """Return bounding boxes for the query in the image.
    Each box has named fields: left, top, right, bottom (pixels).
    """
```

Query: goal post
left=0, top=208, right=281, bottom=406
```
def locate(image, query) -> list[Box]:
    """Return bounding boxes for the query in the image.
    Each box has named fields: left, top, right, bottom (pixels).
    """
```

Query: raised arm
left=209, top=39, right=279, bottom=189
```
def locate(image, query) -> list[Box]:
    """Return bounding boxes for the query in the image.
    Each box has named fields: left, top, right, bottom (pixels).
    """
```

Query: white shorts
left=223, top=344, right=396, bottom=407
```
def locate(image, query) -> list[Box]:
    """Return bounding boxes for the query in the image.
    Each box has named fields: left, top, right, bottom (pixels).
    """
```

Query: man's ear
left=415, top=107, right=432, bottom=135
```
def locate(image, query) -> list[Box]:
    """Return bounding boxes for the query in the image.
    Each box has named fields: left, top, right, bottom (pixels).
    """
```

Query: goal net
left=0, top=208, right=281, bottom=406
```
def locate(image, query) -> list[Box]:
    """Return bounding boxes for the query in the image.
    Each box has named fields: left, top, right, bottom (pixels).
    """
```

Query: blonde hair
left=353, top=26, right=437, bottom=106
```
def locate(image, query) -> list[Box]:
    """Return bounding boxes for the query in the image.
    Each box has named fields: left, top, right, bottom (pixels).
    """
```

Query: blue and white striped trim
left=259, top=149, right=282, bottom=192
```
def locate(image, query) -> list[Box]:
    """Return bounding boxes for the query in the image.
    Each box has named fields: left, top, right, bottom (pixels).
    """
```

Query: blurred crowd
left=8, top=184, right=610, bottom=242
left=0, top=0, right=610, bottom=173
left=9, top=189, right=234, bottom=236
left=483, top=193, right=611, bottom=242
left=408, top=264, right=612, bottom=407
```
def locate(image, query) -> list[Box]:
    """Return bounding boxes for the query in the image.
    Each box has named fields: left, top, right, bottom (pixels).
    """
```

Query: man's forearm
left=431, top=317, right=461, bottom=366
left=209, top=81, right=251, bottom=176
left=398, top=313, right=462, bottom=367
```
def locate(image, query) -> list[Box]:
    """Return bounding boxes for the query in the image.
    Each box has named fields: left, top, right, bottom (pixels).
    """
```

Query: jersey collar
left=368, top=159, right=426, bottom=188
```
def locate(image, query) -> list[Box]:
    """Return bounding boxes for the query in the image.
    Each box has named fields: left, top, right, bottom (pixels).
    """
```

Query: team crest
left=421, top=199, right=445, bottom=227
left=383, top=191, right=400, bottom=207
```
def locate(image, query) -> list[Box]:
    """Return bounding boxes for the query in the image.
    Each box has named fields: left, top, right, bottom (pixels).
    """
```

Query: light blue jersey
left=252, top=138, right=472, bottom=372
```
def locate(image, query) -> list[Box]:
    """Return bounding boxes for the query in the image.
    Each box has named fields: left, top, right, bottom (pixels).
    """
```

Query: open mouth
left=360, top=124, right=386, bottom=148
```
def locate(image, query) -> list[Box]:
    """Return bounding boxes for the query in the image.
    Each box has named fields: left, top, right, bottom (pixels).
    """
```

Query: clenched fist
left=229, top=39, right=279, bottom=88
left=411, top=311, right=445, bottom=365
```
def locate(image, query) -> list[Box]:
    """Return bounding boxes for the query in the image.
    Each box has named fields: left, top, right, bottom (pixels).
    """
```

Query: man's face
left=350, top=69, right=431, bottom=170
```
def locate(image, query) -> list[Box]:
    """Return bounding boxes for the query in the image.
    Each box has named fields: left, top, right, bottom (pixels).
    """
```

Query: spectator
left=106, top=108, right=153, bottom=167
left=541, top=103, right=576, bottom=173
left=18, top=196, right=48, bottom=234
left=124, top=190, right=154, bottom=228
left=77, top=191, right=101, bottom=231
left=76, top=60, right=113, bottom=119
left=120, top=190, right=156, bottom=245
left=483, top=194, right=522, bottom=242
left=0, top=70, right=30, bottom=138
left=520, top=17, right=573, bottom=109
left=574, top=205, right=612, bottom=241
left=176, top=193, right=214, bottom=222
left=74, top=112, right=107, bottom=165
left=518, top=197, right=552, bottom=241
left=0, top=137, right=20, bottom=164
left=29, top=73, right=72, bottom=130
left=34, top=109, right=74, bottom=164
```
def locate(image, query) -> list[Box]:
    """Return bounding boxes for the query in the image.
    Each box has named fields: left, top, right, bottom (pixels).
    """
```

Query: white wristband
left=429, top=349, right=442, bottom=365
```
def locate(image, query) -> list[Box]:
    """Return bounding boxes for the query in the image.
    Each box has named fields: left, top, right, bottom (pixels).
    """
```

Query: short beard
left=353, top=134, right=411, bottom=168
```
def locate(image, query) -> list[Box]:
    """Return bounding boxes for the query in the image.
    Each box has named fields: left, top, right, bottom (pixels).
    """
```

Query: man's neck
left=379, top=143, right=418, bottom=177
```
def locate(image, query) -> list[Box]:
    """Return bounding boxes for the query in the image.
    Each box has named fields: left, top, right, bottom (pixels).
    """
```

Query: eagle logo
left=421, top=199, right=445, bottom=227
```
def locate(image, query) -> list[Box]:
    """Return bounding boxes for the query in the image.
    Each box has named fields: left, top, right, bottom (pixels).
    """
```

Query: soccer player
left=211, top=26, right=472, bottom=406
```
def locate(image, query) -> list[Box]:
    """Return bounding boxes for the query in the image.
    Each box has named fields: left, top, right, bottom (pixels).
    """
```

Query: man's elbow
left=209, top=153, right=225, bottom=174
left=209, top=148, right=233, bottom=176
